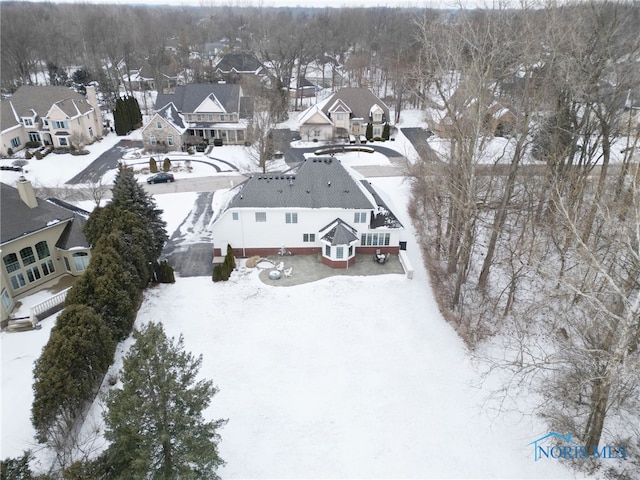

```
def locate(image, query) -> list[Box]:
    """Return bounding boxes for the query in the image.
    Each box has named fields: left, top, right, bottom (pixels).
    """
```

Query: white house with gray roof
left=1, top=177, right=91, bottom=324
left=298, top=87, right=390, bottom=142
left=210, top=157, right=403, bottom=268
left=0, top=85, right=102, bottom=157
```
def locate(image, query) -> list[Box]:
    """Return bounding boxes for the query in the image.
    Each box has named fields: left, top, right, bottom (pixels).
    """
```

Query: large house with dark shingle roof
left=0, top=85, right=102, bottom=157
left=1, top=177, right=91, bottom=323
left=214, top=53, right=265, bottom=80
left=298, top=87, right=390, bottom=142
left=147, top=83, right=253, bottom=149
left=210, top=157, right=403, bottom=268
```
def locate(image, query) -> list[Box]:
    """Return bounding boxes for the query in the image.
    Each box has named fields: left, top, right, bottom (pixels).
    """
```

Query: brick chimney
left=16, top=176, right=38, bottom=209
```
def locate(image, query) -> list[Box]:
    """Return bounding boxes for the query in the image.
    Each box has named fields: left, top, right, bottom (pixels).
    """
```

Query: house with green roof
left=210, top=157, right=403, bottom=268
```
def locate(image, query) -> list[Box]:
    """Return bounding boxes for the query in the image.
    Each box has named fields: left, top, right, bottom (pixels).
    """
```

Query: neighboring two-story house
left=1, top=177, right=91, bottom=324
left=142, top=83, right=253, bottom=150
left=210, top=157, right=403, bottom=268
left=0, top=85, right=102, bottom=157
left=298, top=87, right=390, bottom=142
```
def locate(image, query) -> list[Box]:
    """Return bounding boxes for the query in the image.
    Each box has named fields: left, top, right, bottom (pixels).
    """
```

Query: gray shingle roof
left=157, top=102, right=186, bottom=130
left=360, top=180, right=403, bottom=229
left=155, top=84, right=241, bottom=115
left=228, top=157, right=375, bottom=209
left=322, top=87, right=390, bottom=122
left=0, top=182, right=89, bottom=248
left=214, top=53, right=263, bottom=74
left=0, top=86, right=94, bottom=132
left=320, top=218, right=359, bottom=245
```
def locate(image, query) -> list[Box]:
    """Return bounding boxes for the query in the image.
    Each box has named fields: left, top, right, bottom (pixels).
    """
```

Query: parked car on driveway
left=147, top=172, right=175, bottom=184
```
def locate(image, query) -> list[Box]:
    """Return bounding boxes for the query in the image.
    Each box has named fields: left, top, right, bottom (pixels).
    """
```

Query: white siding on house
left=212, top=206, right=401, bottom=254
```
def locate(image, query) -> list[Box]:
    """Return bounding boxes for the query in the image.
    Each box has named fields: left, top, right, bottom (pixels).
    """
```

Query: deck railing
left=30, top=287, right=71, bottom=323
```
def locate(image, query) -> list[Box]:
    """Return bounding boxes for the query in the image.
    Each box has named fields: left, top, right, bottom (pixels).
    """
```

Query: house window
left=150, top=135, right=157, bottom=146
left=35, top=241, right=50, bottom=260
left=255, top=212, right=266, bottom=222
left=10, top=273, right=26, bottom=290
left=43, top=119, right=49, bottom=127
left=354, top=212, right=367, bottom=223
left=325, top=245, right=331, bottom=257
left=348, top=245, right=354, bottom=256
left=285, top=212, right=298, bottom=224
left=360, top=233, right=391, bottom=246
left=63, top=256, right=71, bottom=272
left=167, top=135, right=174, bottom=146
left=232, top=212, right=239, bottom=221
left=20, top=247, right=36, bottom=266
left=303, top=233, right=315, bottom=242
left=3, top=253, right=20, bottom=273
left=373, top=126, right=382, bottom=137
left=89, top=126, right=94, bottom=138
left=1, top=289, right=11, bottom=311
left=73, top=252, right=89, bottom=271
left=197, top=115, right=202, bottom=122
left=336, top=112, right=346, bottom=121
left=208, top=114, right=214, bottom=122
left=52, top=120, right=68, bottom=129
left=10, top=137, right=21, bottom=148
left=58, top=137, right=68, bottom=146
left=23, top=118, right=33, bottom=126
left=41, top=259, right=55, bottom=276
left=29, top=132, right=41, bottom=143
left=156, top=121, right=162, bottom=129
left=25, top=266, right=42, bottom=283
left=373, top=112, right=382, bottom=122
left=336, top=246, right=344, bottom=259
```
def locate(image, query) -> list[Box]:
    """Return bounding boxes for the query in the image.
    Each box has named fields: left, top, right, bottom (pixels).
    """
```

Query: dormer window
left=373, top=112, right=382, bottom=122
left=23, top=118, right=33, bottom=126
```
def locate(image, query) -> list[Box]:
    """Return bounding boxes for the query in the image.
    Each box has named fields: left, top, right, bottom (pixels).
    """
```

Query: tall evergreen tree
left=110, top=168, right=168, bottom=259
left=32, top=305, right=114, bottom=443
left=65, top=244, right=141, bottom=341
left=102, top=322, right=226, bottom=479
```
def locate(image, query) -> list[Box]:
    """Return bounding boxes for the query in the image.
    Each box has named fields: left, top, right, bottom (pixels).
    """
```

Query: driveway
left=162, top=191, right=216, bottom=277
left=66, top=140, right=143, bottom=184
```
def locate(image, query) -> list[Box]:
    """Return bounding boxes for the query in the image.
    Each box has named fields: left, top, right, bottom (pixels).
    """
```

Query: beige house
left=298, top=88, right=390, bottom=142
left=0, top=177, right=91, bottom=324
left=0, top=85, right=102, bottom=157
left=140, top=103, right=187, bottom=152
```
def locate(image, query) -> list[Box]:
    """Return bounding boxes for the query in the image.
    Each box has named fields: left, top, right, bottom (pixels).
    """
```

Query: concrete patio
left=255, top=253, right=406, bottom=287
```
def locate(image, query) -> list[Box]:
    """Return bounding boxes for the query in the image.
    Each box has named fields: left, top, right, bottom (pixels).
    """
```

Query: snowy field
left=1, top=112, right=580, bottom=477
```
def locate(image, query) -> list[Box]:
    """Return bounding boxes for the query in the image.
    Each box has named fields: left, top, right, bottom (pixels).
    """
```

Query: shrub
left=7, top=147, right=13, bottom=156
left=163, top=158, right=171, bottom=172
left=154, top=260, right=175, bottom=283
left=149, top=157, right=158, bottom=173
left=34, top=151, right=43, bottom=160
left=24, top=151, right=32, bottom=160
left=25, top=141, right=40, bottom=148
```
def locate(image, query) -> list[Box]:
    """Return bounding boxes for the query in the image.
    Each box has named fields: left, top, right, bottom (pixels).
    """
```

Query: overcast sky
left=15, top=0, right=526, bottom=10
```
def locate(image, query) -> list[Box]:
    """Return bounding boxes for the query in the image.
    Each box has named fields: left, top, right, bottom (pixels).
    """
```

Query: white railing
left=30, top=287, right=71, bottom=323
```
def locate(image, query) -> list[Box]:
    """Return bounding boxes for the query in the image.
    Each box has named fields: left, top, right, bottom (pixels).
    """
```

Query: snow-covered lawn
left=1, top=112, right=579, bottom=477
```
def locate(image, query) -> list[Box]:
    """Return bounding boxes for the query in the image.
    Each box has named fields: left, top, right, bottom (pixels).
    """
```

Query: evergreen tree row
left=113, top=96, right=142, bottom=136
left=30, top=168, right=172, bottom=457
